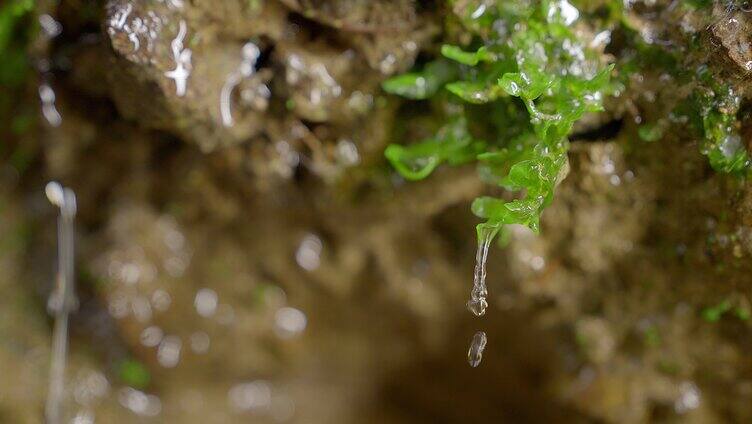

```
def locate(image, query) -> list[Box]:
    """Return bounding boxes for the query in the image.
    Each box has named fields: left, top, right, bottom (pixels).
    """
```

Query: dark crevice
left=286, top=11, right=349, bottom=49
left=570, top=119, right=624, bottom=142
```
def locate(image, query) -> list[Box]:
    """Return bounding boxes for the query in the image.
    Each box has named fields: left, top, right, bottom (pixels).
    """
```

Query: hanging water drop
left=467, top=331, right=487, bottom=368
left=467, top=225, right=497, bottom=317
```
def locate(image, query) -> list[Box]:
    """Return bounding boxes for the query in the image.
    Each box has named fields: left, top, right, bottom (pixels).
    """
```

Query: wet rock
left=278, top=0, right=419, bottom=34
left=105, top=0, right=271, bottom=151
left=710, top=3, right=752, bottom=74
left=190, top=0, right=288, bottom=41
left=275, top=44, right=397, bottom=127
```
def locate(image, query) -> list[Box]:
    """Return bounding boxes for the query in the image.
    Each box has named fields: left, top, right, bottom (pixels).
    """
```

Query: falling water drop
left=466, top=225, right=498, bottom=317
left=39, top=14, right=62, bottom=38
left=467, top=331, right=487, bottom=368
left=39, top=83, right=62, bottom=127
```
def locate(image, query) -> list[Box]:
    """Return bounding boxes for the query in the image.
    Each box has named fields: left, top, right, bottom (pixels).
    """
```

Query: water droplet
left=194, top=288, right=218, bottom=317
left=295, top=234, right=322, bottom=271
left=39, top=83, right=62, bottom=127
left=378, top=53, right=398, bottom=75
left=157, top=0, right=184, bottom=9
left=228, top=381, right=272, bottom=412
left=547, top=0, right=579, bottom=26
left=274, top=307, right=307, bottom=339
left=590, top=30, right=611, bottom=48
left=150, top=289, right=172, bottom=311
left=131, top=295, right=152, bottom=322
left=70, top=410, right=94, bottom=424
left=674, top=381, right=701, bottom=414
left=467, top=331, right=487, bottom=367
left=72, top=370, right=110, bottom=406
left=471, top=3, right=487, bottom=19
left=335, top=138, right=360, bottom=167
left=118, top=387, right=162, bottom=416
left=39, top=14, right=62, bottom=38
left=45, top=181, right=65, bottom=207
left=157, top=335, right=182, bottom=368
left=140, top=325, right=163, bottom=347
left=721, top=134, right=742, bottom=158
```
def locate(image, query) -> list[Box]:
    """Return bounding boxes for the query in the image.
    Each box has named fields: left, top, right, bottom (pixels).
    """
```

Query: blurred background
left=2, top=0, right=752, bottom=423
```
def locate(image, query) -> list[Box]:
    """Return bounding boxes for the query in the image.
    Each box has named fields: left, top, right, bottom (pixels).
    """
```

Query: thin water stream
left=44, top=182, right=78, bottom=424
left=466, top=226, right=499, bottom=366
left=467, top=225, right=499, bottom=316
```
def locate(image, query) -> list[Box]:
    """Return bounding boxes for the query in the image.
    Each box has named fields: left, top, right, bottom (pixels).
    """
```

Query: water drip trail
left=467, top=331, right=487, bottom=367
left=44, top=182, right=78, bottom=424
left=165, top=20, right=192, bottom=97
left=220, top=42, right=260, bottom=127
left=467, top=225, right=499, bottom=317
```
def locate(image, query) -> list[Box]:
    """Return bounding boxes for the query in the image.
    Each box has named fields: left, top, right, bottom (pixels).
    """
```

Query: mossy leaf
left=382, top=60, right=458, bottom=100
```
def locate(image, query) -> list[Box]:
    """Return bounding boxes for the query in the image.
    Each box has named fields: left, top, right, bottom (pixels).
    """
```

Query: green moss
left=702, top=300, right=733, bottom=323
left=734, top=307, right=751, bottom=322
left=637, top=122, right=665, bottom=142
left=684, top=69, right=749, bottom=175
left=383, top=0, right=614, bottom=242
left=384, top=0, right=752, bottom=268
left=382, top=59, right=459, bottom=100
left=117, top=359, right=151, bottom=389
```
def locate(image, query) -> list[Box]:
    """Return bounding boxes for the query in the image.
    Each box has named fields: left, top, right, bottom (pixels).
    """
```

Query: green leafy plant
left=383, top=0, right=614, bottom=247
left=682, top=67, right=750, bottom=175
left=610, top=0, right=751, bottom=176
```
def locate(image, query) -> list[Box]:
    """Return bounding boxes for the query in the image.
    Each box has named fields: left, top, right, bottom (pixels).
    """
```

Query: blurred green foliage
left=0, top=0, right=35, bottom=87
left=0, top=0, right=36, bottom=172
left=117, top=359, right=152, bottom=389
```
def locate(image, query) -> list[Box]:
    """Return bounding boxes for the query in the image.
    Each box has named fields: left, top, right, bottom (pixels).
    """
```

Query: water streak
left=45, top=182, right=78, bottom=424
left=106, top=2, right=163, bottom=58
left=220, top=42, right=260, bottom=127
left=467, top=331, right=487, bottom=367
left=466, top=225, right=498, bottom=317
left=164, top=20, right=192, bottom=97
